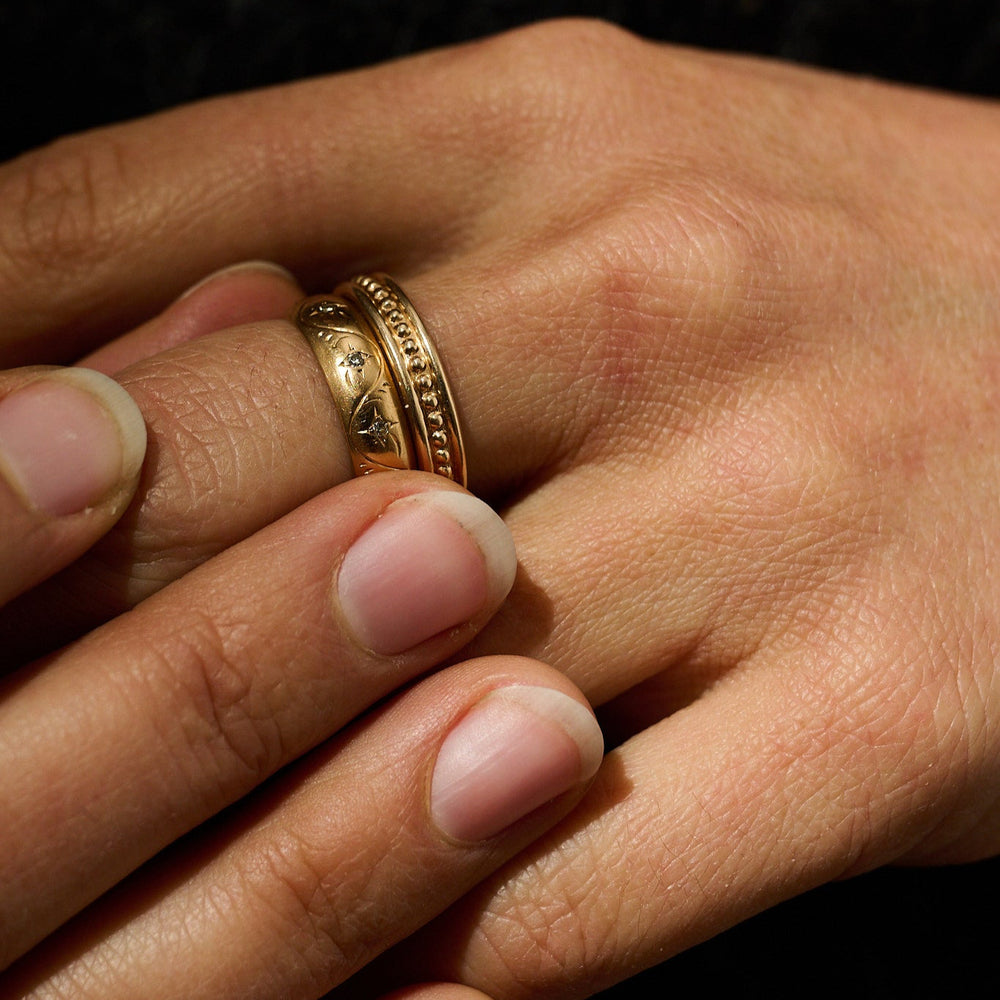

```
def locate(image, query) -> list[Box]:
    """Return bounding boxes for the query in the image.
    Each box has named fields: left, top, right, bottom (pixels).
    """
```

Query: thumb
left=0, top=366, right=146, bottom=608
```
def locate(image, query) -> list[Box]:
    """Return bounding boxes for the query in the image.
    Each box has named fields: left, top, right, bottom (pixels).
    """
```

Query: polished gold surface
left=294, top=295, right=415, bottom=477
left=342, top=273, right=467, bottom=488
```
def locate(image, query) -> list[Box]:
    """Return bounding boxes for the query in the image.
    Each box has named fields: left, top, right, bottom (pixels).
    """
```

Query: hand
left=3, top=17, right=1000, bottom=998
left=0, top=280, right=603, bottom=994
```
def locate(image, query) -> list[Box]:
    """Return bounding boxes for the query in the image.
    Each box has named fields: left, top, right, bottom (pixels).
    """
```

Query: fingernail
left=337, top=490, right=517, bottom=655
left=0, top=368, right=147, bottom=516
left=431, top=685, right=605, bottom=842
left=177, top=260, right=297, bottom=301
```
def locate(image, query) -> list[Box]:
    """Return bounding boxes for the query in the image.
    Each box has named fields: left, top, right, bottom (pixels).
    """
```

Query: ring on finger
left=295, top=274, right=467, bottom=487
left=295, top=292, right=415, bottom=477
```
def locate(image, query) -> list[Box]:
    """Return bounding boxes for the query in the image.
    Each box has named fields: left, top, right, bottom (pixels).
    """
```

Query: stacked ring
left=342, top=274, right=467, bottom=488
left=294, top=275, right=467, bottom=487
left=295, top=294, right=415, bottom=477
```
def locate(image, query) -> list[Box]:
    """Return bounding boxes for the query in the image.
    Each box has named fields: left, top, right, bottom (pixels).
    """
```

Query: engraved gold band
left=295, top=295, right=415, bottom=477
left=295, top=274, right=467, bottom=486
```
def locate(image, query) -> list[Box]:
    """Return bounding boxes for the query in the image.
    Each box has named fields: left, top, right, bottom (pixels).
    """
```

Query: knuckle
left=258, top=838, right=354, bottom=975
left=493, top=16, right=639, bottom=80
left=472, top=854, right=620, bottom=994
left=443, top=19, right=641, bottom=169
left=750, top=600, right=965, bottom=862
left=244, top=826, right=381, bottom=984
left=0, top=131, right=133, bottom=280
left=516, top=15, right=637, bottom=47
left=156, top=608, right=286, bottom=795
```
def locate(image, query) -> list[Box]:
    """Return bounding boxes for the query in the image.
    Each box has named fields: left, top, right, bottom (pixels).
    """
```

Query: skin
left=2, top=16, right=1000, bottom=999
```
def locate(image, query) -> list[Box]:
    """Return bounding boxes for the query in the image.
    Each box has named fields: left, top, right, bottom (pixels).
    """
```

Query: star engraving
left=358, top=411, right=397, bottom=452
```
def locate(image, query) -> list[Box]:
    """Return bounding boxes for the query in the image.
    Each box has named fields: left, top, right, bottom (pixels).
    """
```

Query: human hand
left=3, top=16, right=1000, bottom=998
left=0, top=278, right=603, bottom=994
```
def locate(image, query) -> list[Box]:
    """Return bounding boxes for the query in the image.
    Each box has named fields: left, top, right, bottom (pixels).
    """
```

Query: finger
left=3, top=240, right=626, bottom=662
left=0, top=366, right=145, bottom=605
left=378, top=637, right=965, bottom=999
left=81, top=260, right=303, bottom=375
left=0, top=22, right=587, bottom=365
left=9, top=657, right=603, bottom=998
left=0, top=316, right=353, bottom=663
left=0, top=473, right=517, bottom=967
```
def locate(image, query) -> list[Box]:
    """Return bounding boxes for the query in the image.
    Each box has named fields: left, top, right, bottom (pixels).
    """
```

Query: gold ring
left=341, top=273, right=467, bottom=488
left=295, top=295, right=416, bottom=477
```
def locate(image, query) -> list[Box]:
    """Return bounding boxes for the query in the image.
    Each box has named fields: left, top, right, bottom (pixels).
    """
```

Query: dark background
left=2, top=1, right=999, bottom=997
left=3, top=0, right=1000, bottom=159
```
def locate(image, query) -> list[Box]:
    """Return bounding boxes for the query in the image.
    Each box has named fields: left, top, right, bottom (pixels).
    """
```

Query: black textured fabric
left=3, top=3, right=999, bottom=997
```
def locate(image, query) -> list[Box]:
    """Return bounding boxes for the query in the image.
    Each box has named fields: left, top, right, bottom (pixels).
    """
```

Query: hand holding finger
left=0, top=473, right=523, bottom=967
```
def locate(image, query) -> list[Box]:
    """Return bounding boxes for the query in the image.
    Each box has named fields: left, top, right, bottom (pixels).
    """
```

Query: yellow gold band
left=295, top=295, right=415, bottom=477
left=341, top=273, right=467, bottom=488
left=295, top=274, right=467, bottom=487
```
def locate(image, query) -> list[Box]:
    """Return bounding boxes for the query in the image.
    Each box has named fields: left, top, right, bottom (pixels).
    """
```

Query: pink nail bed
left=431, top=685, right=604, bottom=842
left=337, top=490, right=517, bottom=655
left=0, top=369, right=145, bottom=516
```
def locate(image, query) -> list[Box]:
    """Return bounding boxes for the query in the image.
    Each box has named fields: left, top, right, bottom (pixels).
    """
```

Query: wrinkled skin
left=1, top=18, right=999, bottom=1000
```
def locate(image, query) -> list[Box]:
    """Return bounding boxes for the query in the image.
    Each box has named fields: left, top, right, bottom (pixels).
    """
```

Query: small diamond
left=359, top=413, right=395, bottom=450
left=340, top=348, right=371, bottom=370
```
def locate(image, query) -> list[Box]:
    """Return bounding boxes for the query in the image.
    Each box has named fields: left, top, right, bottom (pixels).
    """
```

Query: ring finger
left=0, top=250, right=631, bottom=664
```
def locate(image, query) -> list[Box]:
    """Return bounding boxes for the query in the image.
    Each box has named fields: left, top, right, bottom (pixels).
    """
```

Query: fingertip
left=0, top=367, right=146, bottom=518
left=0, top=366, right=148, bottom=608
left=404, top=488, right=518, bottom=608
left=430, top=680, right=604, bottom=843
left=175, top=260, right=299, bottom=304
left=377, top=986, right=497, bottom=1000
left=336, top=487, right=517, bottom=656
left=60, top=367, right=148, bottom=506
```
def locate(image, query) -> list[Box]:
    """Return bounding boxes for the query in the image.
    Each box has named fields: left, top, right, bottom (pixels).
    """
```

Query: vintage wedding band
left=295, top=294, right=415, bottom=477
left=295, top=274, right=467, bottom=486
